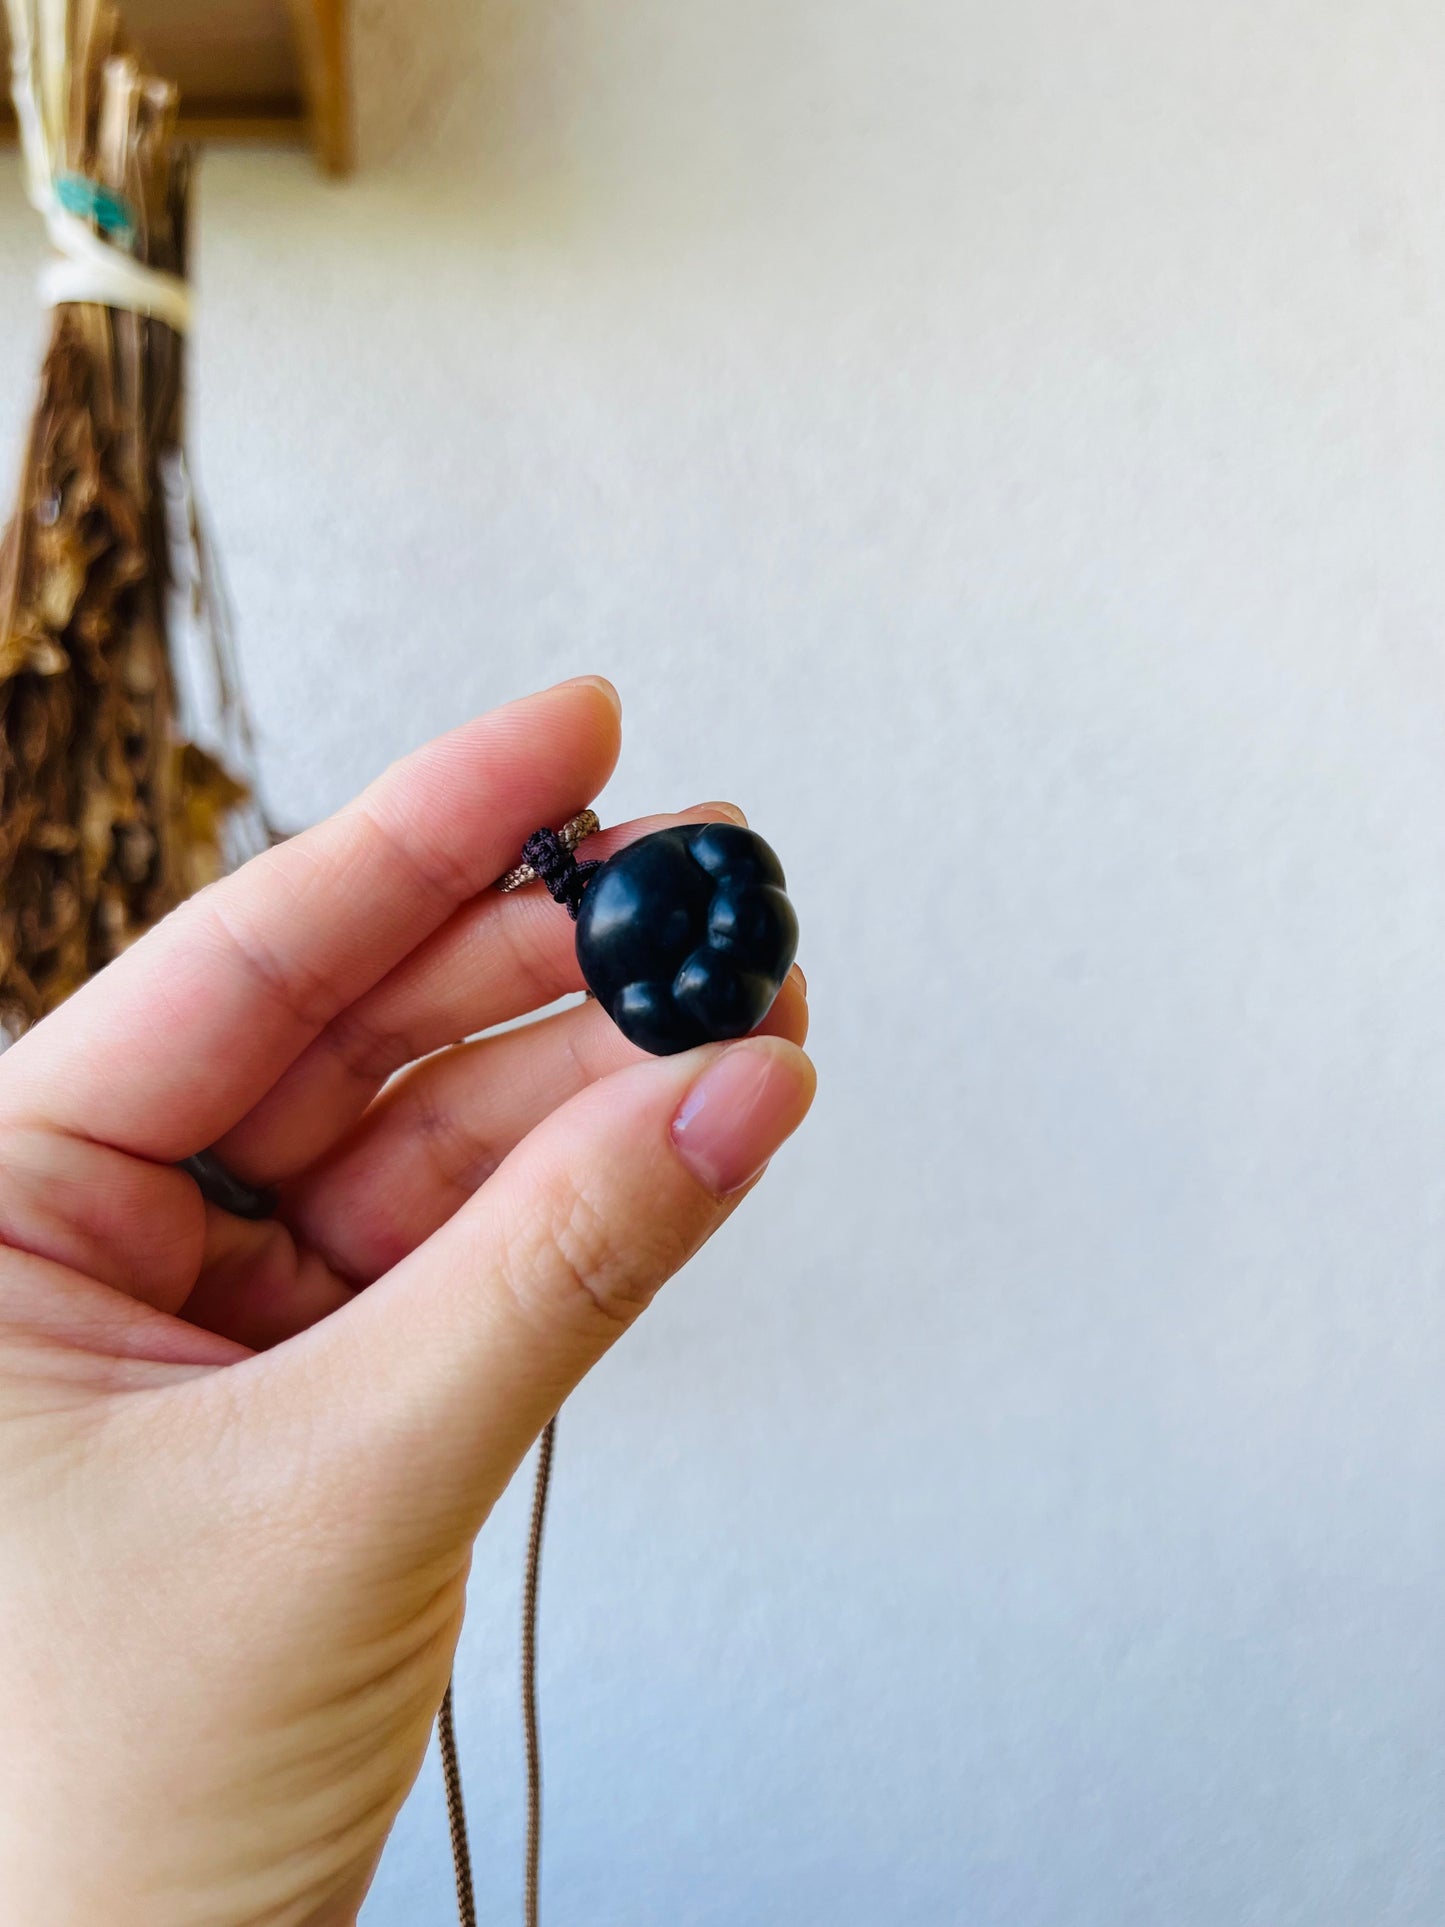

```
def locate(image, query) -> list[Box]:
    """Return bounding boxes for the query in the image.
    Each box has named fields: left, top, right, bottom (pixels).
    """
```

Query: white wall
left=3, top=1, right=1445, bottom=1919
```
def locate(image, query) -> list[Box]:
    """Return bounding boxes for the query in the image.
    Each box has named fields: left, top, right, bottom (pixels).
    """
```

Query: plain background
left=3, top=1, right=1445, bottom=1920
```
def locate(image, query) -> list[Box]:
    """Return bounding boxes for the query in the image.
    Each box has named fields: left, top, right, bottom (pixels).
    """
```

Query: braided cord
left=523, top=1417, right=558, bottom=1927
left=437, top=1680, right=477, bottom=1927
left=439, top=1416, right=558, bottom=1927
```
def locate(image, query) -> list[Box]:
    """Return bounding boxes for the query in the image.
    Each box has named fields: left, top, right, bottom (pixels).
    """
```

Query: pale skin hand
left=0, top=678, right=813, bottom=1927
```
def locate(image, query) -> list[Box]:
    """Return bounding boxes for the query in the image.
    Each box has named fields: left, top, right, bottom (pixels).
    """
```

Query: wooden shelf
left=0, top=0, right=352, bottom=174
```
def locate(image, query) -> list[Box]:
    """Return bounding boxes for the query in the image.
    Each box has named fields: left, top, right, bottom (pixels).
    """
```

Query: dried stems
left=0, top=0, right=260, bottom=1030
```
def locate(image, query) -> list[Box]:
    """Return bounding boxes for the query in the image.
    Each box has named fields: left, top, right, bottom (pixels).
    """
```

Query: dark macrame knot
left=521, top=826, right=601, bottom=920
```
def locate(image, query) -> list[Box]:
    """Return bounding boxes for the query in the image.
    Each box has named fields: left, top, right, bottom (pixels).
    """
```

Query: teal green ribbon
left=53, top=171, right=135, bottom=241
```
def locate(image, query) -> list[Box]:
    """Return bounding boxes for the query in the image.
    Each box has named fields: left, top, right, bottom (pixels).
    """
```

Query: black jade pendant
left=575, top=823, right=799, bottom=1056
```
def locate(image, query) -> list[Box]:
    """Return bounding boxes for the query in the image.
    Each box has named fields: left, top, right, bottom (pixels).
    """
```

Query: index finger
left=0, top=677, right=622, bottom=1160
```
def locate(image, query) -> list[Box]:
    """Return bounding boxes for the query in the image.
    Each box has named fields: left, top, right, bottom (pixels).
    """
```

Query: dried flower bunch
left=0, top=0, right=263, bottom=1033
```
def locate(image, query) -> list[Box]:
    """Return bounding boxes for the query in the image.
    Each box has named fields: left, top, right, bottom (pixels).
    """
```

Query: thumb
left=243, top=1034, right=815, bottom=1563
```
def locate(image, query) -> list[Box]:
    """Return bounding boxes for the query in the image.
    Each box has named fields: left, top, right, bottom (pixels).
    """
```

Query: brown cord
left=437, top=1680, right=477, bottom=1927
left=438, top=1416, right=558, bottom=1927
left=523, top=1416, right=558, bottom=1927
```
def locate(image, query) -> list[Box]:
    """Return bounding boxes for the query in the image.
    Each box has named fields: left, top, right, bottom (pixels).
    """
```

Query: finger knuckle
left=201, top=887, right=337, bottom=1036
left=504, top=1184, right=687, bottom=1334
left=322, top=999, right=417, bottom=1086
left=355, top=797, right=478, bottom=907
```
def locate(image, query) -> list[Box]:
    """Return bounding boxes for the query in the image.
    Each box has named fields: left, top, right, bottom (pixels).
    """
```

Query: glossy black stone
left=574, top=823, right=799, bottom=1055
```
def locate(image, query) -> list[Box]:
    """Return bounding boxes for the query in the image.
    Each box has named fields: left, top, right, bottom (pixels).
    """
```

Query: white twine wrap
left=5, top=0, right=192, bottom=332
left=37, top=205, right=191, bottom=330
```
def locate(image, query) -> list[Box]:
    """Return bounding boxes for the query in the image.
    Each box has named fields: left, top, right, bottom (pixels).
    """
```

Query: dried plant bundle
left=0, top=0, right=263, bottom=1033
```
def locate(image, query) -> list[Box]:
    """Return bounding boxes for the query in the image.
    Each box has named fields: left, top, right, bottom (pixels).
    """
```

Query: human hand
left=0, top=678, right=813, bottom=1926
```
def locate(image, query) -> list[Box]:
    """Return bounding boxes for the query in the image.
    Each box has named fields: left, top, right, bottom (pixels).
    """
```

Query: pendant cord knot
left=520, top=826, right=601, bottom=920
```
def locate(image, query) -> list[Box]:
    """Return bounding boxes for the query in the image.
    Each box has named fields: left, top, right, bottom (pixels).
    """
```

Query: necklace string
left=439, top=1415, right=557, bottom=1927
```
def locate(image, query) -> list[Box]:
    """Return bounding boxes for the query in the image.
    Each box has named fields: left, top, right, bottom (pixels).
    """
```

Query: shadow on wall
left=353, top=0, right=606, bottom=187
left=349, top=0, right=840, bottom=243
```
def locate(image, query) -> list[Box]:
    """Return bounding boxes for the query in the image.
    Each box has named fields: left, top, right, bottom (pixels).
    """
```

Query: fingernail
left=561, top=674, right=621, bottom=715
left=691, top=799, right=748, bottom=826
left=790, top=962, right=807, bottom=996
left=671, top=1039, right=816, bottom=1196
